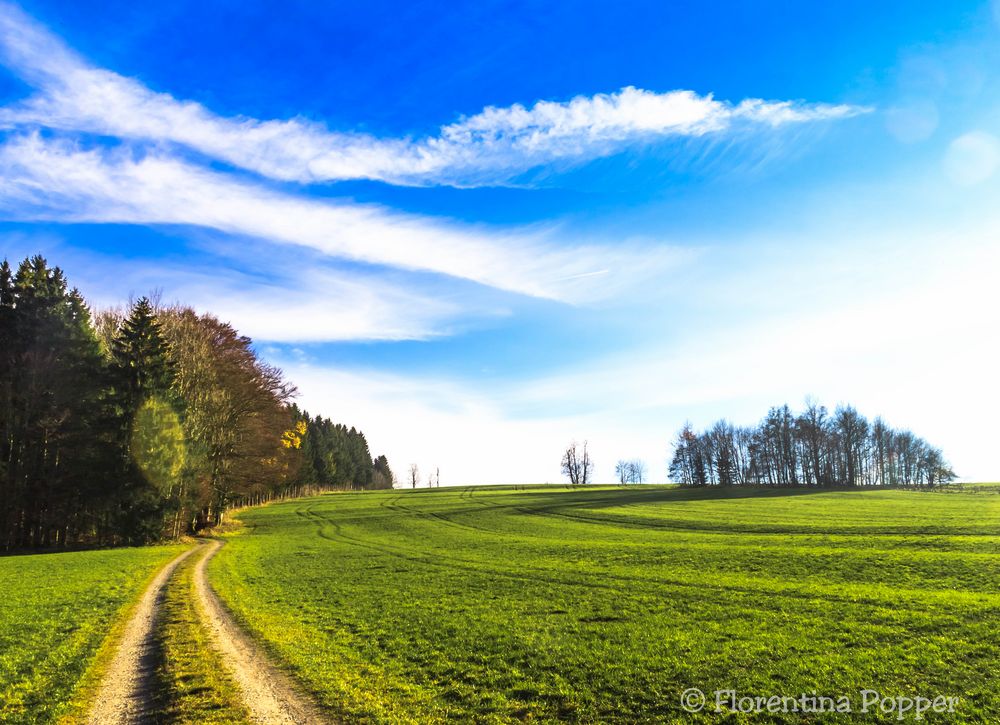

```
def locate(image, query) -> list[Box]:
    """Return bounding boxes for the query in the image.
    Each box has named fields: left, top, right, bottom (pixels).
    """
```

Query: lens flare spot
left=943, top=131, right=1000, bottom=186
left=885, top=100, right=938, bottom=144
left=131, top=396, right=186, bottom=493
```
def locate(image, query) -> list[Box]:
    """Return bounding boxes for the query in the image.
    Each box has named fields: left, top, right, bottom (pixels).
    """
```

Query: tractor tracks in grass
left=86, top=544, right=199, bottom=725
left=298, top=500, right=962, bottom=614
left=192, top=538, right=328, bottom=724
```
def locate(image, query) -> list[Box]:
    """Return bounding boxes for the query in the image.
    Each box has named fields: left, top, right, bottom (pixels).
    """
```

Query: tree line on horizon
left=0, top=256, right=394, bottom=550
left=668, top=401, right=955, bottom=487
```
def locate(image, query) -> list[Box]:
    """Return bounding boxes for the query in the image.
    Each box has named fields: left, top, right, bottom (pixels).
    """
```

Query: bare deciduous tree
left=630, top=459, right=646, bottom=483
left=562, top=441, right=593, bottom=485
left=409, top=463, right=419, bottom=489
left=615, top=460, right=629, bottom=485
left=615, top=459, right=646, bottom=484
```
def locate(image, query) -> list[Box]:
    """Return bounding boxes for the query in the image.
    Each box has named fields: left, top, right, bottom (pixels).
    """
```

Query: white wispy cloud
left=0, top=234, right=468, bottom=342
left=0, top=133, right=684, bottom=301
left=0, top=0, right=863, bottom=350
left=0, top=1, right=855, bottom=306
left=117, top=262, right=466, bottom=344
left=0, top=2, right=868, bottom=187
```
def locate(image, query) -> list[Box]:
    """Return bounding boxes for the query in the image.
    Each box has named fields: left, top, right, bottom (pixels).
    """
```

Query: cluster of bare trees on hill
left=615, top=459, right=646, bottom=484
left=406, top=464, right=441, bottom=488
left=669, top=401, right=955, bottom=487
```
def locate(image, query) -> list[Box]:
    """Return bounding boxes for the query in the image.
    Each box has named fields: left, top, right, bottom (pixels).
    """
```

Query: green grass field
left=208, top=485, right=1000, bottom=723
left=0, top=543, right=187, bottom=724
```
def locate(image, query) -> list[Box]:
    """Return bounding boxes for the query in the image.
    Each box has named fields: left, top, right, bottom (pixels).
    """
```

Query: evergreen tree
left=1, top=257, right=112, bottom=548
left=373, top=455, right=395, bottom=489
left=0, top=260, right=14, bottom=523
left=111, top=297, right=175, bottom=405
left=108, top=297, right=181, bottom=543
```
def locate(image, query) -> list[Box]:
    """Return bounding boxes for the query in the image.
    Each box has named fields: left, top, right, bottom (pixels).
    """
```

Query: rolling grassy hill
left=207, top=485, right=1000, bottom=722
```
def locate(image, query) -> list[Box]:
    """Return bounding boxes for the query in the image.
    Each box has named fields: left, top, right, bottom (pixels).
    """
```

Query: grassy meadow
left=208, top=485, right=1000, bottom=722
left=0, top=544, right=187, bottom=723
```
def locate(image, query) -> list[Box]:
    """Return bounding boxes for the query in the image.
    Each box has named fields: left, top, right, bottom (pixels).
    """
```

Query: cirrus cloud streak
left=0, top=2, right=868, bottom=187
left=0, top=132, right=688, bottom=302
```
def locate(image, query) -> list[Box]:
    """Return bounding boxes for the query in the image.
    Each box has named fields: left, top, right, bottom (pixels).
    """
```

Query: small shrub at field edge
left=208, top=485, right=1000, bottom=723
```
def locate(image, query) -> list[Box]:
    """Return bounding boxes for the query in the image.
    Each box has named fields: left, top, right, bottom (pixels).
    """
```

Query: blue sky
left=1, top=1, right=998, bottom=483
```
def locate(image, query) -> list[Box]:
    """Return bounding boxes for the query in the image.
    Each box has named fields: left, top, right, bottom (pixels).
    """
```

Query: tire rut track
left=192, top=538, right=329, bottom=724
left=86, top=544, right=200, bottom=725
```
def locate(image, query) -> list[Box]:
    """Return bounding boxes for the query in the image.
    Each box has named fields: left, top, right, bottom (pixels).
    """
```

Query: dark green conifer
left=111, top=297, right=175, bottom=409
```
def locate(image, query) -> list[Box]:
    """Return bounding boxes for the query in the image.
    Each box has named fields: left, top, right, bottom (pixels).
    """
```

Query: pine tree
left=111, top=297, right=175, bottom=407
left=109, top=297, right=180, bottom=543
left=0, top=260, right=15, bottom=543
left=2, top=257, right=112, bottom=547
left=373, top=455, right=395, bottom=489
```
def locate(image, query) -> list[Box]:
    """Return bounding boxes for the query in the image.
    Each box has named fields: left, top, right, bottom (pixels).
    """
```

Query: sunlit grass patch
left=0, top=544, right=186, bottom=724
left=209, top=485, right=1000, bottom=722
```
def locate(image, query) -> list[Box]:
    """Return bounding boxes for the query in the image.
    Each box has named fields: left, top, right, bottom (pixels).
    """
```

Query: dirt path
left=87, top=544, right=199, bottom=725
left=192, top=538, right=327, bottom=724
